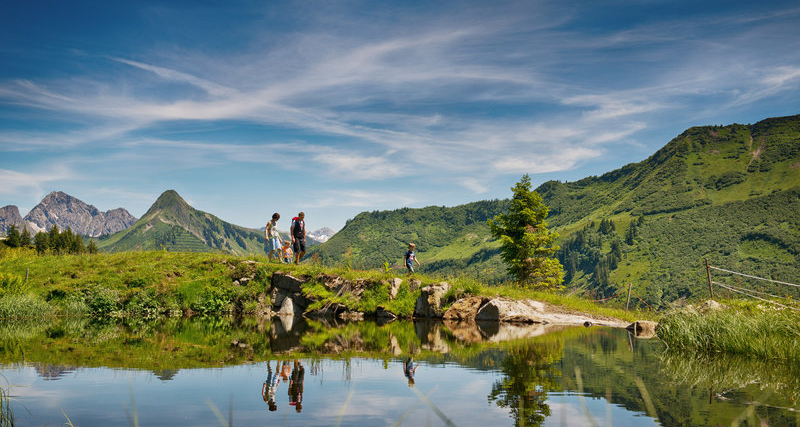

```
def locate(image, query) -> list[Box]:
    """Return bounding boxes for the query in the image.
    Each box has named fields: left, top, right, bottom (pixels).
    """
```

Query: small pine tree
left=87, top=240, right=99, bottom=254
left=34, top=231, right=48, bottom=254
left=4, top=224, right=21, bottom=248
left=488, top=174, right=564, bottom=289
left=20, top=227, right=32, bottom=248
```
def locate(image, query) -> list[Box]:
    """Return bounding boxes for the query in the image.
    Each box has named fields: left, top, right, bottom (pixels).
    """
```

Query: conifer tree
left=488, top=174, right=564, bottom=289
left=4, top=224, right=22, bottom=247
left=20, top=227, right=32, bottom=248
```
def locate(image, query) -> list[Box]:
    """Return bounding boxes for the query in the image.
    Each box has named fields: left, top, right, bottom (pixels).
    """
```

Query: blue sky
left=1, top=0, right=799, bottom=232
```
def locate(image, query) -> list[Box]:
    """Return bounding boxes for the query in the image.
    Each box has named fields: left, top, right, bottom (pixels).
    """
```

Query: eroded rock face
left=475, top=299, right=546, bottom=323
left=413, top=282, right=451, bottom=318
left=443, top=296, right=490, bottom=320
left=23, top=191, right=137, bottom=237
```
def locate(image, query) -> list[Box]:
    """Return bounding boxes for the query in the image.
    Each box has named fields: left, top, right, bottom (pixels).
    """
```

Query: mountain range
left=309, top=114, right=800, bottom=307
left=0, top=191, right=137, bottom=237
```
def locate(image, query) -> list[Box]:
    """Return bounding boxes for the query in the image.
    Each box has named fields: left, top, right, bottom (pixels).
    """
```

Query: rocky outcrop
left=388, top=278, right=403, bottom=300
left=23, top=191, right=137, bottom=237
left=443, top=296, right=490, bottom=320
left=413, top=282, right=451, bottom=318
left=476, top=299, right=546, bottom=323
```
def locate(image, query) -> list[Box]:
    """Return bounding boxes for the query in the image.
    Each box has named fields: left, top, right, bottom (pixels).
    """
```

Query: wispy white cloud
left=0, top=166, right=77, bottom=198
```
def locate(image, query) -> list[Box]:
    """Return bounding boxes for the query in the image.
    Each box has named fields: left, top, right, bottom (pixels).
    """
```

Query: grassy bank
left=657, top=300, right=800, bottom=362
left=0, top=247, right=647, bottom=322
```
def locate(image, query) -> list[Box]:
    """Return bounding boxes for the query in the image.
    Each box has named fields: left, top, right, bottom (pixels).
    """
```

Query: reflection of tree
left=488, top=340, right=564, bottom=427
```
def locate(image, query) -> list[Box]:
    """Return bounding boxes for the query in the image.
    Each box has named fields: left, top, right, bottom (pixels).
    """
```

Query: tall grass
left=657, top=304, right=800, bottom=361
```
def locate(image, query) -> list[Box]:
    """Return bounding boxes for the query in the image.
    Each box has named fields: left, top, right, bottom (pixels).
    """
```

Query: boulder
left=475, top=299, right=546, bottom=323
left=389, top=278, right=403, bottom=300
left=376, top=306, right=398, bottom=320
left=626, top=320, right=658, bottom=338
left=413, top=282, right=451, bottom=318
left=277, top=297, right=295, bottom=316
left=696, top=300, right=725, bottom=313
left=272, top=273, right=306, bottom=293
left=443, top=296, right=490, bottom=320
left=316, top=273, right=344, bottom=292
left=408, top=279, right=422, bottom=292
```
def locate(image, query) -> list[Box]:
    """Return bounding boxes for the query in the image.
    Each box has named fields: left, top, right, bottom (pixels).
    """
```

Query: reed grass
left=657, top=303, right=800, bottom=361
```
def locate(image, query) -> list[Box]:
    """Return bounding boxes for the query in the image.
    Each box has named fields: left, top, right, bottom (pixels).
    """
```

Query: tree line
left=3, top=224, right=98, bottom=254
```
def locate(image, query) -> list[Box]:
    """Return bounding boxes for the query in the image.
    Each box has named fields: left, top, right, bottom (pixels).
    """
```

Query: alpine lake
left=1, top=315, right=798, bottom=427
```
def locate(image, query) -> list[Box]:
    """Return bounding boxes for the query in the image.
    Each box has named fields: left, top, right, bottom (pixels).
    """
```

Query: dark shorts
left=293, top=238, right=306, bottom=254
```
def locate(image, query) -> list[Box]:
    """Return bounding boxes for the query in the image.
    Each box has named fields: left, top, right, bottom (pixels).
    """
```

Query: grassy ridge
left=0, top=248, right=647, bottom=323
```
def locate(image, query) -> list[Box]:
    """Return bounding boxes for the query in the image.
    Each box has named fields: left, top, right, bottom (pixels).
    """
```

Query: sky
left=1, top=0, right=799, bottom=232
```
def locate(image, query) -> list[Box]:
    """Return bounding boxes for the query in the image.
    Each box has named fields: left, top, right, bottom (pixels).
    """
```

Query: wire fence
left=706, top=261, right=800, bottom=311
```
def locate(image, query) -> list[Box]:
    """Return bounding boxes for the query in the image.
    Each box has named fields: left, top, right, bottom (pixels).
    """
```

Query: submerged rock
left=626, top=320, right=658, bottom=338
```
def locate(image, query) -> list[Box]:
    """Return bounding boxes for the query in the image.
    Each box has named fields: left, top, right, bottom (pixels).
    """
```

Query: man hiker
left=290, top=212, right=306, bottom=264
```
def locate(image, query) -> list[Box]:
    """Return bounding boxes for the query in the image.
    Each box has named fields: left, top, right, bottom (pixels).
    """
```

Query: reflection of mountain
left=33, top=363, right=78, bottom=380
left=153, top=369, right=180, bottom=381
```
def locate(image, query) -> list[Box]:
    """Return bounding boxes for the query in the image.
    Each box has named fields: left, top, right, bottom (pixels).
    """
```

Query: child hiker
left=404, top=243, right=421, bottom=275
left=281, top=240, right=293, bottom=264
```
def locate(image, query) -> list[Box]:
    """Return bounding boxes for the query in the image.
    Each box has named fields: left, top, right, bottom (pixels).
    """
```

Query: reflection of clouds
left=545, top=393, right=659, bottom=427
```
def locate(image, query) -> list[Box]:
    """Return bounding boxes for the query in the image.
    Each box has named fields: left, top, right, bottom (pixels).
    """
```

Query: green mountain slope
left=97, top=190, right=270, bottom=255
left=312, top=114, right=800, bottom=306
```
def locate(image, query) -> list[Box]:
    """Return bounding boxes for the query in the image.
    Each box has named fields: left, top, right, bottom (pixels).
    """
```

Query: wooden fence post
left=626, top=283, right=632, bottom=311
left=705, top=258, right=714, bottom=299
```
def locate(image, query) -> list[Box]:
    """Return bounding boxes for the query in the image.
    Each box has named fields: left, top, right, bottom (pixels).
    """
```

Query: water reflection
left=0, top=316, right=798, bottom=426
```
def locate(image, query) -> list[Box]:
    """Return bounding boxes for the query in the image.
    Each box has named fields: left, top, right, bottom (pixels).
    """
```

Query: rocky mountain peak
left=23, top=192, right=137, bottom=237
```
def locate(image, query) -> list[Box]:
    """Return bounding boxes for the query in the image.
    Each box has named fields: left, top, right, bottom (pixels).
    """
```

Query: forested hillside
left=312, top=114, right=800, bottom=307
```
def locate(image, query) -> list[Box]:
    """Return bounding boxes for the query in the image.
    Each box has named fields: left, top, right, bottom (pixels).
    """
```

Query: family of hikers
left=265, top=212, right=305, bottom=265
left=266, top=212, right=421, bottom=274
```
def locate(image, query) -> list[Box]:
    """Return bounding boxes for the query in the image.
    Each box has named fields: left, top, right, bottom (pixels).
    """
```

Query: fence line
left=708, top=265, right=800, bottom=289
left=706, top=260, right=800, bottom=310
left=714, top=282, right=799, bottom=312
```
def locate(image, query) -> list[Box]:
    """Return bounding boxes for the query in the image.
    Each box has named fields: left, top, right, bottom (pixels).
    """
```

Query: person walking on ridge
left=404, top=243, right=421, bottom=275
left=265, top=213, right=282, bottom=262
left=290, top=212, right=306, bottom=264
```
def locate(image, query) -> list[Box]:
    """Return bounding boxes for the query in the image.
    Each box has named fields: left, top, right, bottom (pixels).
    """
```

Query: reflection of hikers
left=262, top=361, right=280, bottom=411
left=290, top=212, right=306, bottom=264
left=404, top=243, right=421, bottom=275
left=280, top=360, right=291, bottom=383
left=281, top=240, right=293, bottom=264
left=265, top=213, right=282, bottom=262
left=403, top=358, right=419, bottom=387
left=288, top=360, right=305, bottom=412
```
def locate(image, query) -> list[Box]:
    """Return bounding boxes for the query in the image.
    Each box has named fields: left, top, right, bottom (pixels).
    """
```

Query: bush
left=0, top=294, right=53, bottom=318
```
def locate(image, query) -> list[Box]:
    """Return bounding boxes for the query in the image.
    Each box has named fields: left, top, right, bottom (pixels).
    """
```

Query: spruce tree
left=20, top=227, right=32, bottom=248
left=488, top=174, right=564, bottom=289
left=5, top=224, right=22, bottom=248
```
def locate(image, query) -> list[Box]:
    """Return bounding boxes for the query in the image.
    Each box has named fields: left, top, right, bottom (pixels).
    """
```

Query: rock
left=376, top=306, right=397, bottom=320
left=696, top=300, right=725, bottom=312
left=478, top=322, right=566, bottom=342
left=626, top=320, right=658, bottom=338
left=413, top=282, right=451, bottom=318
left=389, top=278, right=403, bottom=300
left=277, top=297, right=295, bottom=316
left=475, top=299, right=546, bottom=323
left=272, top=273, right=306, bottom=293
left=408, top=279, right=422, bottom=292
left=443, top=296, right=490, bottom=320
left=316, top=273, right=344, bottom=292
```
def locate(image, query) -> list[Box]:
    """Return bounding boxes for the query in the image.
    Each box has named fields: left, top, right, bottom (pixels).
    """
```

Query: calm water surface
left=0, top=316, right=798, bottom=426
